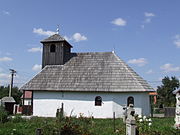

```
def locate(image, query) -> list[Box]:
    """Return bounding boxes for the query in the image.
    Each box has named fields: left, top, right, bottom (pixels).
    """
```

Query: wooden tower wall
left=42, top=42, right=71, bottom=68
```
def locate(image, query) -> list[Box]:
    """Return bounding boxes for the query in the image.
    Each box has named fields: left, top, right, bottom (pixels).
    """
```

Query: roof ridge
left=76, top=51, right=113, bottom=54
left=45, top=65, right=64, bottom=67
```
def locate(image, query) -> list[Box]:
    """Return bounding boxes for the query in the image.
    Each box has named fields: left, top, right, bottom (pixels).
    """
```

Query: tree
left=0, top=86, right=22, bottom=104
left=157, top=76, right=179, bottom=107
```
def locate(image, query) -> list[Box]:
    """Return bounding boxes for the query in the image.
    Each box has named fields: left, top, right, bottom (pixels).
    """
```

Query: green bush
left=0, top=106, right=8, bottom=123
left=11, top=115, right=26, bottom=123
left=136, top=115, right=152, bottom=134
left=60, top=116, right=93, bottom=135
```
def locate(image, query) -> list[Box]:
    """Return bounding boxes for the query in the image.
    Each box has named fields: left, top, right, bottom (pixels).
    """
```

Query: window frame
left=50, top=44, right=56, bottom=53
left=127, top=96, right=134, bottom=107
left=95, top=96, right=102, bottom=106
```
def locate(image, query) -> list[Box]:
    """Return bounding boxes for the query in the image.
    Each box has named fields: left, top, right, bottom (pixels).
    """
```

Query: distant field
left=0, top=116, right=178, bottom=135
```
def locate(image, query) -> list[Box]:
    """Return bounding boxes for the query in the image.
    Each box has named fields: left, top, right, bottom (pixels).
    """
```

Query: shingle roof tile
left=41, top=34, right=65, bottom=42
left=40, top=34, right=72, bottom=47
left=20, top=52, right=154, bottom=92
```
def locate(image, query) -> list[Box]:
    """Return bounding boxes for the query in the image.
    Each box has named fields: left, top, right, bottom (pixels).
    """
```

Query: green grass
left=90, top=119, right=125, bottom=135
left=150, top=118, right=178, bottom=135
left=0, top=116, right=179, bottom=135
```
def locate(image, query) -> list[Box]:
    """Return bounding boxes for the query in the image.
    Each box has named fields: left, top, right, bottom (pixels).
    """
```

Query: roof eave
left=21, top=88, right=154, bottom=93
left=40, top=40, right=73, bottom=48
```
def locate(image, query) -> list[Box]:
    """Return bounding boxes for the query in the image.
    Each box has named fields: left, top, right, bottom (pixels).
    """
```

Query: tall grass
left=0, top=116, right=178, bottom=135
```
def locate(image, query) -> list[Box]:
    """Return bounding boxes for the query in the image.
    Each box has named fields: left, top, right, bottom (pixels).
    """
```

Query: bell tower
left=41, top=34, right=72, bottom=68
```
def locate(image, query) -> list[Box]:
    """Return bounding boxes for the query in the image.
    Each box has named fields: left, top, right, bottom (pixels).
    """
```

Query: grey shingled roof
left=41, top=34, right=66, bottom=42
left=2, top=97, right=15, bottom=103
left=41, top=34, right=72, bottom=47
left=21, top=52, right=154, bottom=92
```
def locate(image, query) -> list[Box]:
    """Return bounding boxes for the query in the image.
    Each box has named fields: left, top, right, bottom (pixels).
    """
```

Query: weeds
left=0, top=106, right=8, bottom=123
left=0, top=115, right=178, bottom=135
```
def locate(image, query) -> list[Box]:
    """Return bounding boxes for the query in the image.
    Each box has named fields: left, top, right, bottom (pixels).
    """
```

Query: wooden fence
left=22, top=105, right=33, bottom=115
left=164, top=107, right=175, bottom=117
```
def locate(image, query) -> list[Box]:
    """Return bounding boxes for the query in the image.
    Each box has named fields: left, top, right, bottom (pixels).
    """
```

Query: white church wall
left=33, top=91, right=150, bottom=118
left=112, top=92, right=150, bottom=117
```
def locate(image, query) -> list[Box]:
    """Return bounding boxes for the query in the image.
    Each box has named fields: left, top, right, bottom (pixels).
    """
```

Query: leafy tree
left=157, top=76, right=179, bottom=107
left=0, top=86, right=22, bottom=104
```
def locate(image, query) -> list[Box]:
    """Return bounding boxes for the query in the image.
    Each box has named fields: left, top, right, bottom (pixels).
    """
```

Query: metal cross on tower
left=56, top=25, right=60, bottom=34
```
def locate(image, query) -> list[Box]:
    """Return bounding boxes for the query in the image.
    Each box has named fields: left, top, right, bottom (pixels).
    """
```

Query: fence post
left=113, top=112, right=115, bottom=132
left=61, top=103, right=64, bottom=116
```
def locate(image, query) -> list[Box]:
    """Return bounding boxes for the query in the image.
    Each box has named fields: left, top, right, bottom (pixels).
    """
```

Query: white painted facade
left=33, top=91, right=150, bottom=118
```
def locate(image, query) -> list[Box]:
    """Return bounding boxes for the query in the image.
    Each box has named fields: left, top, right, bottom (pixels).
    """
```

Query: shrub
left=60, top=116, right=93, bottom=135
left=136, top=115, right=153, bottom=134
left=11, top=115, right=26, bottom=123
left=0, top=106, right=8, bottom=123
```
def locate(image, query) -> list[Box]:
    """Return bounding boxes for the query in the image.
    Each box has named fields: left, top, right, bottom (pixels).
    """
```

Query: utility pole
left=9, top=69, right=16, bottom=97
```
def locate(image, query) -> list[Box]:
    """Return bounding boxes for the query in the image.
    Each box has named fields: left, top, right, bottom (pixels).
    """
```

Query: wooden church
left=21, top=33, right=154, bottom=118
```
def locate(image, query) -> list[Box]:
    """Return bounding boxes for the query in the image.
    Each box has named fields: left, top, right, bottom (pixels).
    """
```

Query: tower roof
left=41, top=34, right=72, bottom=47
left=41, top=34, right=65, bottom=42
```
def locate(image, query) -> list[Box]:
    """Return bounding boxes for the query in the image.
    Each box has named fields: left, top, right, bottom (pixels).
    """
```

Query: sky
left=0, top=0, right=180, bottom=89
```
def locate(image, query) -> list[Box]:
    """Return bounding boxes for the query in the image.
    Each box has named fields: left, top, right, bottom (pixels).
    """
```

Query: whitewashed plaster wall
left=33, top=91, right=150, bottom=118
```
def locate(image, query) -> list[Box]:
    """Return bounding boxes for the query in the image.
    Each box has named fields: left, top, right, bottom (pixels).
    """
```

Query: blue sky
left=0, top=0, right=180, bottom=88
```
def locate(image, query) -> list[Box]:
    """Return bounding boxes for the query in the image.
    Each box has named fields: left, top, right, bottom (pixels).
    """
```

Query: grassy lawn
left=0, top=116, right=179, bottom=135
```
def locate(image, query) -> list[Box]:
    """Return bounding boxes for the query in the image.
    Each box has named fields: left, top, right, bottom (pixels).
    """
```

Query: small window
left=95, top=96, right=102, bottom=106
left=28, top=100, right=31, bottom=105
left=127, top=96, right=134, bottom=107
left=50, top=44, right=56, bottom=52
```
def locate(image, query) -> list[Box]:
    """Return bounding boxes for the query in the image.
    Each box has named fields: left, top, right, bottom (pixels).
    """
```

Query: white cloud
left=175, top=34, right=180, bottom=39
left=144, top=12, right=155, bottom=17
left=111, top=18, right=127, bottom=26
left=32, top=64, right=42, bottom=71
left=146, top=69, right=154, bottom=74
left=160, top=63, right=180, bottom=73
left=142, top=12, right=155, bottom=27
left=28, top=47, right=42, bottom=53
left=145, top=18, right=152, bottom=23
left=63, top=33, right=87, bottom=42
left=63, top=36, right=69, bottom=41
left=0, top=73, right=10, bottom=79
left=33, top=28, right=87, bottom=43
left=173, top=34, right=180, bottom=48
left=141, top=25, right=145, bottom=29
left=2, top=10, right=10, bottom=15
left=33, top=28, right=56, bottom=36
left=158, top=77, right=163, bottom=81
left=72, top=33, right=87, bottom=42
left=128, top=58, right=148, bottom=67
left=0, top=57, right=13, bottom=62
left=174, top=41, right=180, bottom=48
left=0, top=72, right=20, bottom=86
